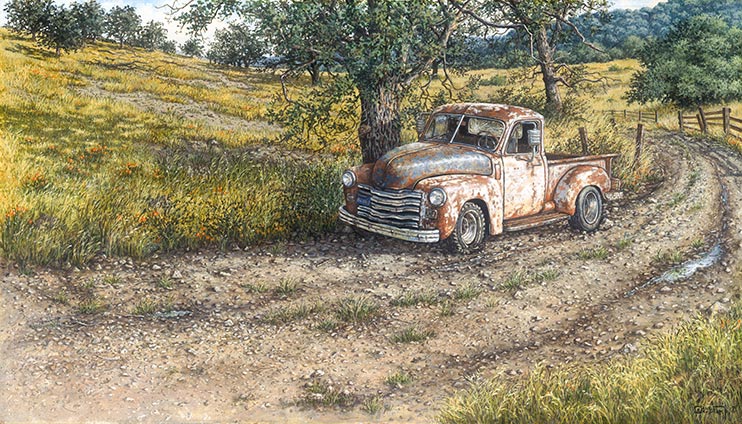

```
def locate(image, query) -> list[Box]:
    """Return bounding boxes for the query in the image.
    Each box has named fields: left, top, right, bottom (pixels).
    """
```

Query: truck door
left=501, top=121, right=547, bottom=219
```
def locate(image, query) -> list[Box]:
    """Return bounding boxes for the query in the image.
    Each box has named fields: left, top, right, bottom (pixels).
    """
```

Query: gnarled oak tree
left=174, top=0, right=463, bottom=163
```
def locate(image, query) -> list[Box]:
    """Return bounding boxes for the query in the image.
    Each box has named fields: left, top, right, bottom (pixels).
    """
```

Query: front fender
left=554, top=166, right=610, bottom=215
left=416, top=175, right=503, bottom=240
left=342, top=163, right=374, bottom=214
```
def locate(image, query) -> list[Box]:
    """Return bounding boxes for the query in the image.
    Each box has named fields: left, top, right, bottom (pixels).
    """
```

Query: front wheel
left=569, top=186, right=603, bottom=232
left=447, top=202, right=487, bottom=254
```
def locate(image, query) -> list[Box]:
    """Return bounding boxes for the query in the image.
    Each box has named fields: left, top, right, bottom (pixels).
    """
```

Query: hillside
left=0, top=29, right=344, bottom=267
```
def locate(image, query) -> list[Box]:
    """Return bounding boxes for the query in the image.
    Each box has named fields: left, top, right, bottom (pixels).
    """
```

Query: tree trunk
left=535, top=25, right=562, bottom=114
left=308, top=62, right=321, bottom=85
left=358, top=81, right=403, bottom=164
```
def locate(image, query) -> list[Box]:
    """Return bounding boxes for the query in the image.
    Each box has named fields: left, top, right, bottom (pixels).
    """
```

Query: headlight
left=341, top=170, right=356, bottom=188
left=429, top=188, right=447, bottom=207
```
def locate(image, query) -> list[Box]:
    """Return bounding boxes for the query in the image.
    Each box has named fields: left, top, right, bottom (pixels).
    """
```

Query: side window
left=506, top=121, right=540, bottom=154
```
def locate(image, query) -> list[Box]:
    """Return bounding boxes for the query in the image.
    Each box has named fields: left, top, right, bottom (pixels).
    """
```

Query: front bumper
left=338, top=206, right=440, bottom=243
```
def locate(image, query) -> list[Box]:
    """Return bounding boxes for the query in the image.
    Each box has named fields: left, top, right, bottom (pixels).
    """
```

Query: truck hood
left=372, top=142, right=493, bottom=190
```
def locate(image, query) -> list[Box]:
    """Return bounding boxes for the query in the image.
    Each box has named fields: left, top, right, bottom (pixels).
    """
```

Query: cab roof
left=432, top=103, right=543, bottom=123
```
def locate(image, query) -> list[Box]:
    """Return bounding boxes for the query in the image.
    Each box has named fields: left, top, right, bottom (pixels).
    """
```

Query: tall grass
left=0, top=31, right=345, bottom=266
left=439, top=302, right=742, bottom=423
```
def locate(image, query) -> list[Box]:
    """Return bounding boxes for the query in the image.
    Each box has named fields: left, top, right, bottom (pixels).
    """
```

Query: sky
left=0, top=0, right=667, bottom=45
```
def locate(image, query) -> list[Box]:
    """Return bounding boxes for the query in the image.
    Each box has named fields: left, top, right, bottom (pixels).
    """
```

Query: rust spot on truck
left=373, top=142, right=492, bottom=189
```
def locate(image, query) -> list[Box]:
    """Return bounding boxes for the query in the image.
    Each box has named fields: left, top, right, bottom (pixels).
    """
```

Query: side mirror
left=527, top=129, right=541, bottom=161
left=527, top=129, right=541, bottom=148
left=416, top=113, right=430, bottom=137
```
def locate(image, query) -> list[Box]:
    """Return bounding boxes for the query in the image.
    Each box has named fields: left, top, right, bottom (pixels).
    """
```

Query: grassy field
left=0, top=30, right=346, bottom=266
left=439, top=302, right=742, bottom=423
left=0, top=30, right=716, bottom=267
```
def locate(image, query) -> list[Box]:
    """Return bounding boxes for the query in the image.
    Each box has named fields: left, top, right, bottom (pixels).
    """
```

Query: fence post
left=624, top=110, right=627, bottom=119
left=723, top=107, right=731, bottom=134
left=678, top=111, right=684, bottom=133
left=634, top=123, right=644, bottom=170
left=578, top=127, right=590, bottom=155
left=639, top=111, right=643, bottom=122
left=698, top=107, right=707, bottom=134
left=654, top=110, right=659, bottom=123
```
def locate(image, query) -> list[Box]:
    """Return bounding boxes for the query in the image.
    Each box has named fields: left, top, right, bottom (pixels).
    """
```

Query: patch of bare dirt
left=1, top=131, right=740, bottom=423
left=76, top=78, right=279, bottom=135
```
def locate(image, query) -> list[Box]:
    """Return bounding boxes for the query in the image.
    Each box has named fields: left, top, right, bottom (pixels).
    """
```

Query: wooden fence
left=605, top=109, right=659, bottom=123
left=678, top=107, right=742, bottom=139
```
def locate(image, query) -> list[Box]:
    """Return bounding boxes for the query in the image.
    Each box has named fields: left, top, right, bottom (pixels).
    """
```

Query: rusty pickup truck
left=339, top=103, right=620, bottom=253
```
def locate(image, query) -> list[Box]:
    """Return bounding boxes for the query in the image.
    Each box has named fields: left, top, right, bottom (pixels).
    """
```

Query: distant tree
left=3, top=0, right=53, bottom=40
left=70, top=0, right=105, bottom=44
left=456, top=0, right=610, bottom=114
left=627, top=15, right=742, bottom=107
left=206, top=23, right=264, bottom=67
left=104, top=5, right=141, bottom=47
left=180, top=37, right=204, bottom=57
left=159, top=39, right=177, bottom=54
left=38, top=4, right=83, bottom=55
left=136, top=20, right=168, bottom=51
left=620, top=35, right=645, bottom=58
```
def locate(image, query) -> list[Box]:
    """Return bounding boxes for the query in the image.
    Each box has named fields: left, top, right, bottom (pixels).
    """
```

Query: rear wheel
left=569, top=186, right=603, bottom=232
left=447, top=202, right=487, bottom=254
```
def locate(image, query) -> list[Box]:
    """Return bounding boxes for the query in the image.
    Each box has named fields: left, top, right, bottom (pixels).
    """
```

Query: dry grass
left=0, top=30, right=345, bottom=266
left=439, top=301, right=742, bottom=423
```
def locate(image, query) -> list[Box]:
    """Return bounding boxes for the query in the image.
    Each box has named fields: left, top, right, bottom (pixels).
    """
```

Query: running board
left=503, top=212, right=570, bottom=232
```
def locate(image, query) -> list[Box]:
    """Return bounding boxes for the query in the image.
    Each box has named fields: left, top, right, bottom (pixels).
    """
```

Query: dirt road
left=1, top=131, right=740, bottom=423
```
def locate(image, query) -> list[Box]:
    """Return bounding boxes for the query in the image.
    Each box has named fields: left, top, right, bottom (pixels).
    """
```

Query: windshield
left=423, top=114, right=505, bottom=148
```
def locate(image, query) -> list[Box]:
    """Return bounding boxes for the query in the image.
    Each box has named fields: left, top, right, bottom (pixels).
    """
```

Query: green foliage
left=302, top=380, right=355, bottom=408
left=390, top=290, right=440, bottom=307
left=574, top=0, right=742, bottom=61
left=386, top=370, right=412, bottom=388
left=335, top=296, right=379, bottom=324
left=452, top=283, right=481, bottom=301
left=71, top=0, right=105, bottom=43
left=391, top=326, right=435, bottom=344
left=628, top=15, right=742, bottom=107
left=268, top=76, right=359, bottom=154
left=38, top=4, right=83, bottom=56
left=480, top=74, right=507, bottom=86
left=180, top=37, right=204, bottom=58
left=3, top=0, right=53, bottom=40
left=206, top=23, right=265, bottom=68
left=578, top=246, right=609, bottom=260
left=104, top=5, right=140, bottom=47
left=135, top=20, right=168, bottom=51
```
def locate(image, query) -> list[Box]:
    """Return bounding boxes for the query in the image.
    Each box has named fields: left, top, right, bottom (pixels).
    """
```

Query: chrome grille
left=356, top=184, right=423, bottom=229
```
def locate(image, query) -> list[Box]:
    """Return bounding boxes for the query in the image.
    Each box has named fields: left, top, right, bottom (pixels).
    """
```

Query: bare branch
left=450, top=0, right=523, bottom=30
left=545, top=11, right=605, bottom=53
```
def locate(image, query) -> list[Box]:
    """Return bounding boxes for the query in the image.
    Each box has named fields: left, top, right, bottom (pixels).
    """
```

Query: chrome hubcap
left=460, top=210, right=479, bottom=245
left=583, top=191, right=600, bottom=224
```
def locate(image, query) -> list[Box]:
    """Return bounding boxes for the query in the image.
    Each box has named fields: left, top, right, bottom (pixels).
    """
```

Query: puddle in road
left=624, top=243, right=724, bottom=297
left=625, top=164, right=729, bottom=298
left=154, top=310, right=191, bottom=319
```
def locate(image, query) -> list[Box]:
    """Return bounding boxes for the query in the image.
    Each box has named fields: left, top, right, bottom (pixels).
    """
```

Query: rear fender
left=554, top=166, right=610, bottom=215
left=416, top=175, right=503, bottom=240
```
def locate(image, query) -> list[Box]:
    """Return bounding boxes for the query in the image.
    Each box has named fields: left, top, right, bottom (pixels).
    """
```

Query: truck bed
left=545, top=153, right=619, bottom=197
